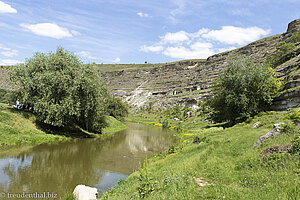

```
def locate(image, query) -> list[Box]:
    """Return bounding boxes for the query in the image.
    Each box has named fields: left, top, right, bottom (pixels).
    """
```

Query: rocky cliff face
left=99, top=20, right=300, bottom=110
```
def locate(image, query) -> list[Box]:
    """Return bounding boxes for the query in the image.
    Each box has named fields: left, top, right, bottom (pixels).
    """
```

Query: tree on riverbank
left=209, top=58, right=282, bottom=124
left=10, top=47, right=108, bottom=133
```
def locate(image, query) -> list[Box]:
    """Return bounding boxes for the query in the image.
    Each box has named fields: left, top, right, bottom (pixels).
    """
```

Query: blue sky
left=0, top=0, right=299, bottom=65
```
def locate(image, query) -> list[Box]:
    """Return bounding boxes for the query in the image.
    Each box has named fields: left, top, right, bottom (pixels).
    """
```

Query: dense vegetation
left=9, top=48, right=127, bottom=133
left=209, top=59, right=282, bottom=124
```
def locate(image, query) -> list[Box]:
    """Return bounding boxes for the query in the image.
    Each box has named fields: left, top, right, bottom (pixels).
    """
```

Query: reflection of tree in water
left=0, top=136, right=123, bottom=197
left=0, top=124, right=177, bottom=197
left=97, top=124, right=177, bottom=173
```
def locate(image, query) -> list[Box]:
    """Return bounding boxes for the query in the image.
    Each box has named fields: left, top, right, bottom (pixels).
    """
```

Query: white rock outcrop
left=252, top=122, right=284, bottom=149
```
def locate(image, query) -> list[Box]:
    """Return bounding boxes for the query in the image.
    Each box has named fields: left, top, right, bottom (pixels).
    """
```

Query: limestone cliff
left=98, top=20, right=300, bottom=110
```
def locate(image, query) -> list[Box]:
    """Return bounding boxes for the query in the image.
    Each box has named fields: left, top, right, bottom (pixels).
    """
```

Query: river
left=0, top=123, right=177, bottom=199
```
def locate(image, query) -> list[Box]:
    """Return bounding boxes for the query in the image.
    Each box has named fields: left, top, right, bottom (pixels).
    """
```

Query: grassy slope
left=0, top=103, right=69, bottom=145
left=0, top=103, right=127, bottom=146
left=91, top=59, right=204, bottom=72
left=102, top=116, right=128, bottom=134
left=102, top=109, right=299, bottom=200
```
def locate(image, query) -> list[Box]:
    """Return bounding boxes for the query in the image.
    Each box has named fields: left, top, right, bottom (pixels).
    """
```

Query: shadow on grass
left=204, top=121, right=230, bottom=129
left=36, top=121, right=95, bottom=139
left=6, top=106, right=32, bottom=119
left=8, top=107, right=95, bottom=139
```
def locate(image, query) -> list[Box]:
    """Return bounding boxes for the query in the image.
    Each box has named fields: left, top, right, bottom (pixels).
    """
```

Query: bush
left=209, top=58, right=281, bottom=124
left=287, top=111, right=300, bottom=124
left=290, top=30, right=300, bottom=43
left=291, top=134, right=300, bottom=154
left=281, top=124, right=296, bottom=134
left=266, top=41, right=296, bottom=67
left=10, top=47, right=107, bottom=133
left=106, top=96, right=128, bottom=120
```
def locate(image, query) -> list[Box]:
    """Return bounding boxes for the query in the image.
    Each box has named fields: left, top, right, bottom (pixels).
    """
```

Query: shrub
left=209, top=58, right=281, bottom=124
left=290, top=30, right=300, bottom=43
left=106, top=96, right=128, bottom=120
left=281, top=124, right=296, bottom=134
left=266, top=41, right=296, bottom=67
left=291, top=134, right=300, bottom=154
left=287, top=111, right=300, bottom=124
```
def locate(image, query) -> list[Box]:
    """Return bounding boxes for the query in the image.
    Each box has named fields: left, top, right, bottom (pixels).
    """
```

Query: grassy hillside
left=90, top=59, right=205, bottom=72
left=0, top=103, right=69, bottom=146
left=0, top=103, right=127, bottom=146
left=101, top=109, right=300, bottom=199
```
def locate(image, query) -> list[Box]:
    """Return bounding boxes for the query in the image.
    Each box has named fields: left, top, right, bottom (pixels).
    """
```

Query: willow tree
left=11, top=47, right=107, bottom=133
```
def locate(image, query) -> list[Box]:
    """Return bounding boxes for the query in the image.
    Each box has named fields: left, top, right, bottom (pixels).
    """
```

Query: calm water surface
left=0, top=123, right=177, bottom=198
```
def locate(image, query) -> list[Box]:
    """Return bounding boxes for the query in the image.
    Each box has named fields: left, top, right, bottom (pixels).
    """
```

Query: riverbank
left=101, top=109, right=299, bottom=199
left=0, top=103, right=128, bottom=147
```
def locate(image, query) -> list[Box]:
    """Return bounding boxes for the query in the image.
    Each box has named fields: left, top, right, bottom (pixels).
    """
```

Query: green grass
left=101, top=109, right=300, bottom=199
left=92, top=63, right=160, bottom=72
left=102, top=116, right=128, bottom=134
left=0, top=103, right=69, bottom=146
left=0, top=103, right=128, bottom=147
left=90, top=59, right=205, bottom=72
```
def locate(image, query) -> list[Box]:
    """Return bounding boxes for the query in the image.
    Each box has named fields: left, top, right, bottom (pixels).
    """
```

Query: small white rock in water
left=73, top=185, right=98, bottom=200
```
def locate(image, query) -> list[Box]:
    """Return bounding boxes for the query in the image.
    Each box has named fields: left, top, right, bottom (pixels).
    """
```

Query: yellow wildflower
left=183, top=133, right=194, bottom=136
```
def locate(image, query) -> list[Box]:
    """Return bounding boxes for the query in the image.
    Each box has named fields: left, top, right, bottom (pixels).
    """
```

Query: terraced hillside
left=98, top=20, right=300, bottom=110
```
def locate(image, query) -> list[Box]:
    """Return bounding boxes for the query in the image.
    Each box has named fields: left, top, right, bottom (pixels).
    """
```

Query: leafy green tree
left=209, top=58, right=282, bottom=124
left=10, top=47, right=107, bottom=132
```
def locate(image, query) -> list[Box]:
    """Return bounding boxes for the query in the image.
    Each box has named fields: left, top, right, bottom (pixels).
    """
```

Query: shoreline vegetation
left=0, top=102, right=128, bottom=148
left=98, top=108, right=299, bottom=199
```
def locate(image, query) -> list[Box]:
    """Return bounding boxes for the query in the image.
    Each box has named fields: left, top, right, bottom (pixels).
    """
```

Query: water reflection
left=0, top=123, right=177, bottom=198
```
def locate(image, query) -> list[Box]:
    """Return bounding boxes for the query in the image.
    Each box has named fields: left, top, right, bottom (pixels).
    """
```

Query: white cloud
left=202, top=26, right=270, bottom=45
left=217, top=46, right=236, bottom=53
left=140, top=25, right=270, bottom=60
left=160, top=31, right=189, bottom=44
left=168, top=0, right=186, bottom=24
left=71, top=30, right=81, bottom=36
left=162, top=42, right=215, bottom=59
left=0, top=1, right=17, bottom=13
left=0, top=59, right=23, bottom=66
left=140, top=45, right=163, bottom=53
left=20, top=23, right=74, bottom=39
left=189, top=28, right=210, bottom=39
left=137, top=12, right=149, bottom=17
left=113, top=57, right=120, bottom=63
left=76, top=51, right=96, bottom=59
left=1, top=49, right=18, bottom=57
left=0, top=44, right=10, bottom=51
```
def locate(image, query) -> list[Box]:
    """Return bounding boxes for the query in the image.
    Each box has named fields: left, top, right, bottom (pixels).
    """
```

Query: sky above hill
left=0, top=0, right=299, bottom=65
